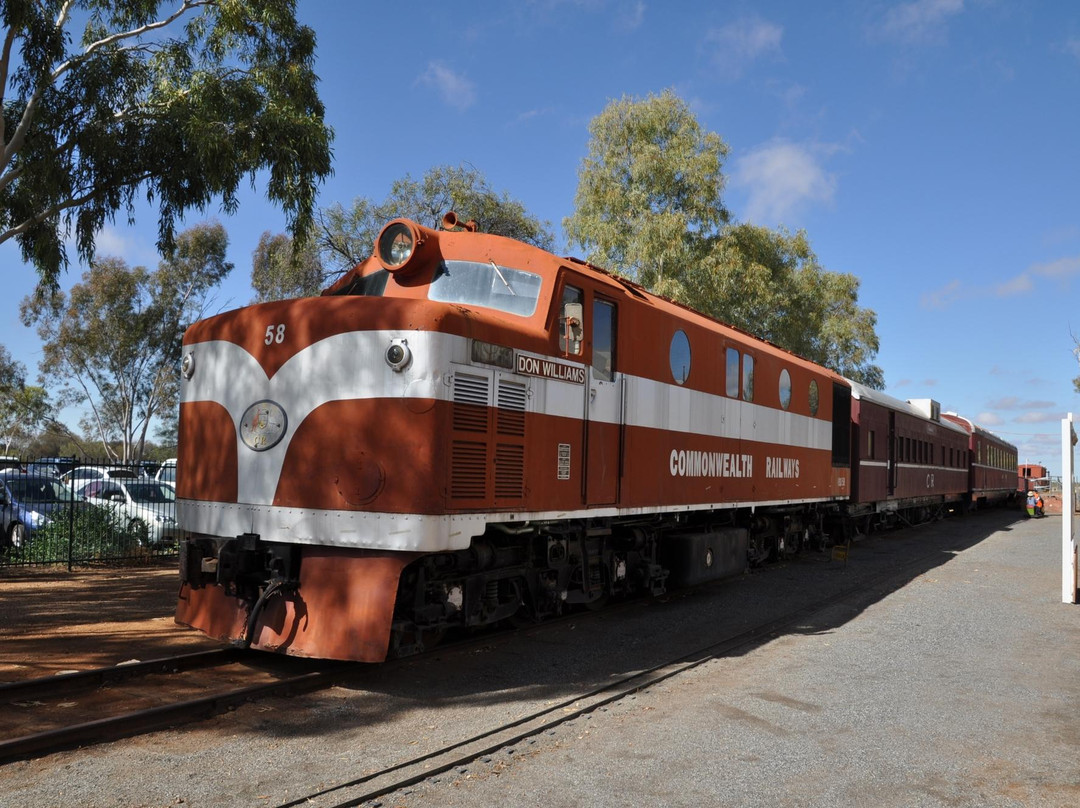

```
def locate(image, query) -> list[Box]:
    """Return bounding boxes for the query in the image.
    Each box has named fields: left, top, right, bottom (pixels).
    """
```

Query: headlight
left=181, top=351, right=195, bottom=379
left=385, top=339, right=412, bottom=372
left=28, top=510, right=45, bottom=528
left=375, top=220, right=425, bottom=274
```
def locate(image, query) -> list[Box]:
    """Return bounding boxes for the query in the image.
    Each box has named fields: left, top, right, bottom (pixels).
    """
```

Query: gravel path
left=1, top=511, right=1077, bottom=808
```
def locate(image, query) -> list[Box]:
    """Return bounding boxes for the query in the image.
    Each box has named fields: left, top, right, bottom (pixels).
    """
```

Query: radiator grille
left=496, top=379, right=527, bottom=437
left=450, top=441, right=487, bottom=499
left=452, top=372, right=490, bottom=433
left=449, top=368, right=528, bottom=503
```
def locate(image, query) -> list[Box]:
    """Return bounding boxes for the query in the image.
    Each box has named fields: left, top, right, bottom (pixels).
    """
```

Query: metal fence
left=0, top=456, right=178, bottom=569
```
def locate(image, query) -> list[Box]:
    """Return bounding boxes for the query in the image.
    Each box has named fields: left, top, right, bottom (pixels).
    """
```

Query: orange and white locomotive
left=175, top=214, right=1014, bottom=661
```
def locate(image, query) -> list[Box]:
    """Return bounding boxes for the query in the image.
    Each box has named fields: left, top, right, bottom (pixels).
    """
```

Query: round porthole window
left=669, top=330, right=691, bottom=385
left=779, top=369, right=792, bottom=410
left=809, top=380, right=819, bottom=416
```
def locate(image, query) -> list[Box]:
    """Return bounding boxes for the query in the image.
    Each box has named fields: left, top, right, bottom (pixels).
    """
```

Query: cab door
left=585, top=298, right=621, bottom=505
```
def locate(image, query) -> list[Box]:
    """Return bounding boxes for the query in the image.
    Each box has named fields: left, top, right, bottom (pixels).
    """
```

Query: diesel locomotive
left=175, top=214, right=1017, bottom=661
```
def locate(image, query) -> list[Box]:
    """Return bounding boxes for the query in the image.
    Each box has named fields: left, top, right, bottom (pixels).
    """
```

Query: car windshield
left=7, top=477, right=73, bottom=503
left=428, top=260, right=543, bottom=317
left=126, top=483, right=175, bottom=504
left=158, top=465, right=176, bottom=483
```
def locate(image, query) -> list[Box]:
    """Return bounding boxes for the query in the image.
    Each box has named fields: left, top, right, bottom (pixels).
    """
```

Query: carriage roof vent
left=907, top=398, right=941, bottom=422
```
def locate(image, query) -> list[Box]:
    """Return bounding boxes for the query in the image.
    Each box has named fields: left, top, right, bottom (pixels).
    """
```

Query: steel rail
left=0, top=648, right=245, bottom=703
left=0, top=659, right=354, bottom=764
left=276, top=534, right=972, bottom=808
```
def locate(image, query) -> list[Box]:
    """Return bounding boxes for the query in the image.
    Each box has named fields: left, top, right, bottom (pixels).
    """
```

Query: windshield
left=127, top=483, right=176, bottom=504
left=8, top=477, right=73, bottom=503
left=428, top=260, right=543, bottom=317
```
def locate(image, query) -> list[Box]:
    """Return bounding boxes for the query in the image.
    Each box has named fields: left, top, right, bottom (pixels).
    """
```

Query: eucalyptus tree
left=20, top=222, right=232, bottom=461
left=566, top=90, right=884, bottom=389
left=253, top=164, right=555, bottom=301
left=0, top=0, right=333, bottom=292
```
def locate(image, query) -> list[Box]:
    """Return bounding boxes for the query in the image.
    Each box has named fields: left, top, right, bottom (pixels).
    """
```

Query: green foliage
left=254, top=164, right=556, bottom=301
left=250, top=230, right=324, bottom=301
left=20, top=505, right=149, bottom=564
left=0, top=0, right=333, bottom=292
left=564, top=89, right=730, bottom=288
left=0, top=344, right=52, bottom=452
left=677, top=225, right=884, bottom=388
left=20, top=222, right=232, bottom=460
left=566, top=90, right=885, bottom=389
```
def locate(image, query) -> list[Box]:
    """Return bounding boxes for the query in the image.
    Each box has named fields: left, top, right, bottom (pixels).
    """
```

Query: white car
left=60, top=465, right=143, bottom=491
left=80, top=479, right=179, bottom=545
left=155, top=458, right=177, bottom=489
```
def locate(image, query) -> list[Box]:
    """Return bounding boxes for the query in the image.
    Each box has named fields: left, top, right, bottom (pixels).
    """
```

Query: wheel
left=7, top=521, right=27, bottom=550
left=128, top=518, right=150, bottom=545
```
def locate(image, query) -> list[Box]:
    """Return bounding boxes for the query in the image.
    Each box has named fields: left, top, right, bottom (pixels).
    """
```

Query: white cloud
left=84, top=225, right=159, bottom=267
left=704, top=17, right=783, bottom=78
left=1015, top=411, right=1066, bottom=424
left=976, top=412, right=1005, bottom=426
left=730, top=140, right=836, bottom=225
left=614, top=0, right=646, bottom=32
left=880, top=0, right=964, bottom=45
left=922, top=254, right=1080, bottom=310
left=1066, top=37, right=1080, bottom=62
left=920, top=279, right=962, bottom=310
left=416, top=62, right=477, bottom=111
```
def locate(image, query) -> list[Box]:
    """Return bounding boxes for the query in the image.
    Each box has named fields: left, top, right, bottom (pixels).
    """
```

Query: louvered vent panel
left=496, top=379, right=527, bottom=437
left=451, top=441, right=487, bottom=499
left=494, top=443, right=525, bottom=499
left=452, top=372, right=490, bottom=433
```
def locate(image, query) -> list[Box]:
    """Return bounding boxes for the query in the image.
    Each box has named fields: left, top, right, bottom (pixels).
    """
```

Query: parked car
left=24, top=462, right=61, bottom=478
left=0, top=470, right=75, bottom=549
left=0, top=456, right=23, bottom=472
left=156, top=458, right=177, bottom=488
left=60, top=465, right=143, bottom=491
left=80, top=479, right=179, bottom=545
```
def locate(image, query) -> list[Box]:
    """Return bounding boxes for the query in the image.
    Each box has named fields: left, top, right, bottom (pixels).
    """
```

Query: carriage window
left=779, top=369, right=791, bottom=410
left=559, top=285, right=584, bottom=355
left=809, top=380, right=819, bottom=416
left=592, top=300, right=616, bottom=381
left=429, top=260, right=543, bottom=316
left=670, top=330, right=691, bottom=385
left=868, top=430, right=876, bottom=459
left=742, top=354, right=754, bottom=402
left=726, top=348, right=739, bottom=397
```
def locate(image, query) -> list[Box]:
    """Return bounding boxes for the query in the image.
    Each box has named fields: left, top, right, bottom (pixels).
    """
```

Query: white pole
left=1064, top=413, right=1077, bottom=604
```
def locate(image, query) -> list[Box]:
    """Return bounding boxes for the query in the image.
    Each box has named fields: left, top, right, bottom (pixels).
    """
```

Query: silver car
left=80, top=479, right=179, bottom=545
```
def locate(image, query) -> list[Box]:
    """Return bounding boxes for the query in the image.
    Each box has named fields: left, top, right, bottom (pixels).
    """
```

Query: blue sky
left=3, top=0, right=1079, bottom=474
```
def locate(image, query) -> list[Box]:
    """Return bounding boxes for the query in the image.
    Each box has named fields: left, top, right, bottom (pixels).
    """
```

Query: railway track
left=272, top=525, right=984, bottom=808
left=0, top=647, right=354, bottom=763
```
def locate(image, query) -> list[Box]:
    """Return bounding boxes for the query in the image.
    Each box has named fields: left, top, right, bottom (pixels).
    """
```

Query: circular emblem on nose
left=239, top=400, right=288, bottom=451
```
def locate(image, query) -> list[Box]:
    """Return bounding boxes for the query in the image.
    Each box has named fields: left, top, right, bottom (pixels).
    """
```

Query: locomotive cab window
left=592, top=299, right=616, bottom=381
left=559, top=285, right=584, bottom=355
left=670, top=330, right=691, bottom=385
left=429, top=260, right=543, bottom=317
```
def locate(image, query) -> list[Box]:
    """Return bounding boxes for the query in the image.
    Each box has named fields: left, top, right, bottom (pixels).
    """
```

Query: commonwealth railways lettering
left=669, top=449, right=753, bottom=478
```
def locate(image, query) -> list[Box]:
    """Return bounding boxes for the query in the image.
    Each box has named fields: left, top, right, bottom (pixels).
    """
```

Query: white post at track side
left=1063, top=413, right=1077, bottom=604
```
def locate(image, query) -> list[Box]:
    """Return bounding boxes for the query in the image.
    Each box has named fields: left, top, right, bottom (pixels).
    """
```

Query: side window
left=808, top=380, right=819, bottom=416
left=725, top=348, right=739, bottom=397
left=592, top=299, right=616, bottom=381
left=868, top=430, right=876, bottom=460
left=559, top=285, right=584, bottom=355
left=669, top=330, right=691, bottom=385
left=778, top=368, right=792, bottom=410
left=742, top=354, right=754, bottom=402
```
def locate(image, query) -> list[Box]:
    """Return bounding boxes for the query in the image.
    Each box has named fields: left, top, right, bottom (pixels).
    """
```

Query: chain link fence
left=0, top=456, right=178, bottom=569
